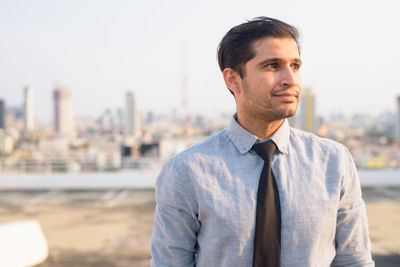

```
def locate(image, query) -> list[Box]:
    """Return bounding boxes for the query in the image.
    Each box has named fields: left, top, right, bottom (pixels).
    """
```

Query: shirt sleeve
left=150, top=157, right=200, bottom=267
left=332, top=147, right=374, bottom=266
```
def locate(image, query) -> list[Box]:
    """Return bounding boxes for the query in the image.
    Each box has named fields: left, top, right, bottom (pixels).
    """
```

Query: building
left=124, top=91, right=141, bottom=140
left=0, top=132, right=14, bottom=155
left=5, top=106, right=23, bottom=133
left=297, top=88, right=316, bottom=133
left=53, top=86, right=76, bottom=139
left=24, top=86, right=35, bottom=133
left=397, top=96, right=400, bottom=143
left=0, top=99, right=5, bottom=130
left=98, top=109, right=113, bottom=131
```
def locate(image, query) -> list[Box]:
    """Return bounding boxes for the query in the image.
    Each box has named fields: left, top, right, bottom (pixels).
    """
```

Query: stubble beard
left=241, top=87, right=299, bottom=123
left=253, top=101, right=297, bottom=123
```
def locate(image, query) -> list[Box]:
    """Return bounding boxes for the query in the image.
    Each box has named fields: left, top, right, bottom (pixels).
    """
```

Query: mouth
left=272, top=91, right=298, bottom=102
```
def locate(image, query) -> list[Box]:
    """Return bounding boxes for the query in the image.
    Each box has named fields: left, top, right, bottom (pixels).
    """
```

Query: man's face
left=235, top=37, right=302, bottom=122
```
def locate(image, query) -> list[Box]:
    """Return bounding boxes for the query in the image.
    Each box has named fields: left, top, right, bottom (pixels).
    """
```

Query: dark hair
left=217, top=17, right=300, bottom=94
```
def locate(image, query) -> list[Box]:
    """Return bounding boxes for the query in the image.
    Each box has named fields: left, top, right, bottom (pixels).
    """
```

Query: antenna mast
left=182, top=42, right=189, bottom=137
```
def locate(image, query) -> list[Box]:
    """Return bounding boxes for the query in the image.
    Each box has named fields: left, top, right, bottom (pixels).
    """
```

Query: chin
left=284, top=113, right=296, bottom=119
left=258, top=103, right=298, bottom=121
left=279, top=107, right=298, bottom=119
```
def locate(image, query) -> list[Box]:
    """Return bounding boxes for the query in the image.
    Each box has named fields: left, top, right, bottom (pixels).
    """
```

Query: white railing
left=0, top=157, right=163, bottom=174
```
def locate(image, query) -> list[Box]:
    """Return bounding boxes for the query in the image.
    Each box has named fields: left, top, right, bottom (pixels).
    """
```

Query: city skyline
left=1, top=85, right=399, bottom=128
left=1, top=0, right=400, bottom=123
left=1, top=80, right=399, bottom=172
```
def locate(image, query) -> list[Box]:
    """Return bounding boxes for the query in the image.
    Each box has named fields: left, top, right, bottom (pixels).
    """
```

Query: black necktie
left=252, top=141, right=281, bottom=267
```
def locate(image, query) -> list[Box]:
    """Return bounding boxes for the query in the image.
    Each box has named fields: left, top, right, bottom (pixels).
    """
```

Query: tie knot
left=253, top=141, right=277, bottom=161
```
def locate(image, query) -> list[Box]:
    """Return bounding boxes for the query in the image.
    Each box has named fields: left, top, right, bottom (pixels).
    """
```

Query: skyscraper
left=396, top=96, right=400, bottom=143
left=298, top=88, right=316, bottom=133
left=124, top=91, right=141, bottom=139
left=0, top=99, right=5, bottom=130
left=53, top=86, right=75, bottom=139
left=24, top=86, right=35, bottom=133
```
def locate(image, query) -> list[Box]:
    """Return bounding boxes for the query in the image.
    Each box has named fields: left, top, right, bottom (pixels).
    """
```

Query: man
left=151, top=17, right=374, bottom=266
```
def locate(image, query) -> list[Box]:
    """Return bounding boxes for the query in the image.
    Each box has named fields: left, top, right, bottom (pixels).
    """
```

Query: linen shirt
left=151, top=117, right=374, bottom=267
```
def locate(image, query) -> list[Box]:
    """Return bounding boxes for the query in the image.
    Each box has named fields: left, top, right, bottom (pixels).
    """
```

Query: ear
left=222, top=68, right=242, bottom=95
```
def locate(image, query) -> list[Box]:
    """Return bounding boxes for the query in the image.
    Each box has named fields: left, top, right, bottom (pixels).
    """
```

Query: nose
left=280, top=66, right=298, bottom=87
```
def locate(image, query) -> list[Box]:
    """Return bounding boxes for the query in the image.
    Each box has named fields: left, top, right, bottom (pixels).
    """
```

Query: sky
left=0, top=0, right=399, bottom=123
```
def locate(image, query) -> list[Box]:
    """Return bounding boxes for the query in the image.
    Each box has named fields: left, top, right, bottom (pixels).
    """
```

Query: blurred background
left=0, top=0, right=399, bottom=266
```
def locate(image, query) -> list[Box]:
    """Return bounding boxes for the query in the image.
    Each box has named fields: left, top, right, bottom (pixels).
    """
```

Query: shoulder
left=174, top=129, right=229, bottom=161
left=288, top=128, right=357, bottom=182
left=289, top=127, right=350, bottom=157
left=161, top=129, right=229, bottom=172
left=157, top=129, right=230, bottom=199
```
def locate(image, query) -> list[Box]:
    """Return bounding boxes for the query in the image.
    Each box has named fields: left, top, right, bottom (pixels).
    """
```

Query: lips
left=272, top=90, right=298, bottom=102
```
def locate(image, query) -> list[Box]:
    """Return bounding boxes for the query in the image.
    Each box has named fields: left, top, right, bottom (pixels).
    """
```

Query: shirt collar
left=227, top=114, right=290, bottom=155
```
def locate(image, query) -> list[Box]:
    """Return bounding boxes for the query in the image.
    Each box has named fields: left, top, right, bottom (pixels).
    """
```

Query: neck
left=236, top=112, right=284, bottom=139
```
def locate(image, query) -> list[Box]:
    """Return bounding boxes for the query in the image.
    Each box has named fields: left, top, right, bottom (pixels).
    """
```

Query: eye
left=291, top=63, right=301, bottom=71
left=266, top=63, right=279, bottom=70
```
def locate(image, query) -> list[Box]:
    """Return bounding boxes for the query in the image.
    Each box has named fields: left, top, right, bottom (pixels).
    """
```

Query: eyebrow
left=257, top=57, right=302, bottom=66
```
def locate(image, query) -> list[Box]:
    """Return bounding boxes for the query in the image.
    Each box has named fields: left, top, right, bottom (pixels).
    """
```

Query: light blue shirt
left=151, top=117, right=374, bottom=266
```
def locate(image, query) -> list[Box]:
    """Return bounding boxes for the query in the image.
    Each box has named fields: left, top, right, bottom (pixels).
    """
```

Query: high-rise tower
left=124, top=91, right=141, bottom=139
left=24, top=86, right=35, bottom=133
left=53, top=86, right=75, bottom=139
left=396, top=96, right=400, bottom=143
left=0, top=99, right=5, bottom=130
left=298, top=88, right=316, bottom=133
